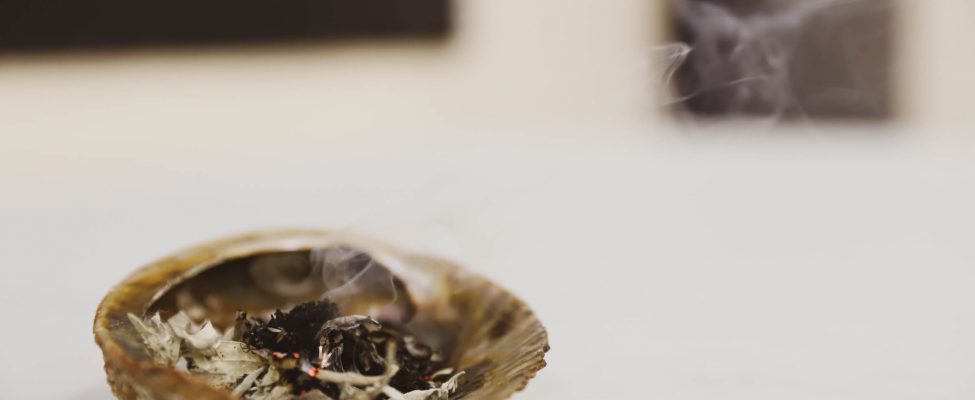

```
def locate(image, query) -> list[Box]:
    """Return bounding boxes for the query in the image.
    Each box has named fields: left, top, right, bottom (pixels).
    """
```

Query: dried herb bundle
left=129, top=299, right=462, bottom=400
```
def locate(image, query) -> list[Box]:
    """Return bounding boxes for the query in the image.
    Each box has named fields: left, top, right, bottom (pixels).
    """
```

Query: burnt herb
left=241, top=300, right=340, bottom=354
left=238, top=300, right=448, bottom=399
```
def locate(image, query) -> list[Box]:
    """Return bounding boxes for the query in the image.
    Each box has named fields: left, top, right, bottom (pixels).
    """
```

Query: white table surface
left=4, top=124, right=975, bottom=399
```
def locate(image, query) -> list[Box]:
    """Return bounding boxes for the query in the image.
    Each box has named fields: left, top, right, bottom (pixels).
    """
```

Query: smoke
left=652, top=42, right=693, bottom=103
left=668, top=0, right=894, bottom=121
left=313, top=246, right=416, bottom=323
left=247, top=246, right=417, bottom=323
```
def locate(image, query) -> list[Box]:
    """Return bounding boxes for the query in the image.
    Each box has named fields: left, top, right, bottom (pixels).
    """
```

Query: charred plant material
left=239, top=300, right=444, bottom=398
left=240, top=301, right=340, bottom=354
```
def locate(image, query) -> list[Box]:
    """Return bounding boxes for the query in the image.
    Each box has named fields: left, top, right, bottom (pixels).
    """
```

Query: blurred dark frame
left=669, top=0, right=896, bottom=121
left=0, top=0, right=451, bottom=52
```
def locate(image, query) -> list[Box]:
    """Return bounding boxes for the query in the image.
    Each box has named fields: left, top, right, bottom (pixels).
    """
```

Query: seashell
left=94, top=229, right=549, bottom=399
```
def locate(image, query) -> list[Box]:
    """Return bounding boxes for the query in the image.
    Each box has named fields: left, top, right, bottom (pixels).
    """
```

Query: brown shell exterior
left=93, top=229, right=548, bottom=400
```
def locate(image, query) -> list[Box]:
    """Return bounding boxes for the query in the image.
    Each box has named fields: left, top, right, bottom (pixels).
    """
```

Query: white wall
left=0, top=0, right=660, bottom=153
left=2, top=0, right=972, bottom=141
left=900, top=0, right=975, bottom=129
